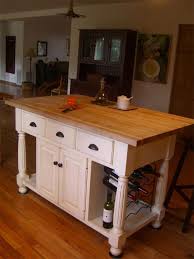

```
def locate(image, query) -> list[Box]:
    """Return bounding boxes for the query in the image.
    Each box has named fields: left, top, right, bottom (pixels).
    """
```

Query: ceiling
left=0, top=0, right=131, bottom=14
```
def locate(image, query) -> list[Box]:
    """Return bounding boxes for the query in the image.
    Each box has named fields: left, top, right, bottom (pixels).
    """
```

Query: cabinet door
left=80, top=31, right=106, bottom=63
left=36, top=140, right=59, bottom=203
left=58, top=150, right=87, bottom=219
left=108, top=33, right=125, bottom=64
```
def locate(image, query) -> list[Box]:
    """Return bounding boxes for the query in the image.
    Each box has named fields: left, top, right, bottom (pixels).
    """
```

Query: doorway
left=6, top=36, right=16, bottom=74
left=170, top=24, right=194, bottom=139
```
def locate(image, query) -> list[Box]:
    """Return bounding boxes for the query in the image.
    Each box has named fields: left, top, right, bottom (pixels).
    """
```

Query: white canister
left=117, top=95, right=133, bottom=110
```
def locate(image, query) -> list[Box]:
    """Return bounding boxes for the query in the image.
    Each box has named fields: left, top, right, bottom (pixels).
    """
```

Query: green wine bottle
left=103, top=190, right=114, bottom=229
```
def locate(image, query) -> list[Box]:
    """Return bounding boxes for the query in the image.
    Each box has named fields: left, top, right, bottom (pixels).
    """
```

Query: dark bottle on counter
left=103, top=190, right=114, bottom=229
left=95, top=77, right=108, bottom=105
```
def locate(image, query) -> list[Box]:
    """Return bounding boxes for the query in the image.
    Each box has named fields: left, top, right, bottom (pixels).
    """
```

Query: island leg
left=151, top=135, right=176, bottom=229
left=17, top=131, right=28, bottom=194
left=151, top=158, right=169, bottom=228
left=109, top=176, right=129, bottom=257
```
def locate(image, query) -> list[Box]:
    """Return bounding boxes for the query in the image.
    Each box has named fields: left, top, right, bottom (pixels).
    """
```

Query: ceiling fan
left=58, top=0, right=86, bottom=18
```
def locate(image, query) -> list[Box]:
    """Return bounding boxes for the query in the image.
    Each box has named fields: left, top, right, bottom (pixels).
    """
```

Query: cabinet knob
left=29, top=122, right=37, bottom=127
left=58, top=163, right=63, bottom=168
left=56, top=132, right=64, bottom=138
left=53, top=161, right=58, bottom=166
left=88, top=144, right=99, bottom=151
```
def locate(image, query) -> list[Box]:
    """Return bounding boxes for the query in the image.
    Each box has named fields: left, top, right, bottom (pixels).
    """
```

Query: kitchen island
left=6, top=95, right=194, bottom=257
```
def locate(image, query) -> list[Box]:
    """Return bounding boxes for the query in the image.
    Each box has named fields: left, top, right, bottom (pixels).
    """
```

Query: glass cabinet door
left=81, top=34, right=105, bottom=63
left=82, top=38, right=92, bottom=60
left=94, top=37, right=105, bottom=61
left=110, top=38, right=122, bottom=63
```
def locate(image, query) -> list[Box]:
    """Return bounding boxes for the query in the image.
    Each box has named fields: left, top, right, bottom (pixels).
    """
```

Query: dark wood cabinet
left=72, top=29, right=137, bottom=101
left=36, top=61, right=69, bottom=86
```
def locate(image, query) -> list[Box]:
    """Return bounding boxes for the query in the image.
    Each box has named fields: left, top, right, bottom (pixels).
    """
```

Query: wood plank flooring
left=0, top=167, right=193, bottom=258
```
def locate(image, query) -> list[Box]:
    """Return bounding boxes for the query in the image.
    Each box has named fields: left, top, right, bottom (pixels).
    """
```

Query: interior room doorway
left=6, top=36, right=16, bottom=74
left=170, top=24, right=194, bottom=140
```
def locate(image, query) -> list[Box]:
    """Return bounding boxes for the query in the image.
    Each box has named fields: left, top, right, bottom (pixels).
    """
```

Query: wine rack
left=85, top=161, right=158, bottom=238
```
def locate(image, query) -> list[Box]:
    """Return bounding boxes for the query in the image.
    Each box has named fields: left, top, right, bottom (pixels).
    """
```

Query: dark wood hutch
left=71, top=29, right=137, bottom=101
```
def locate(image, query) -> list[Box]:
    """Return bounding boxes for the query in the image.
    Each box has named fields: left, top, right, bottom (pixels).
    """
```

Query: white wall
left=68, top=0, right=194, bottom=112
left=23, top=16, right=71, bottom=82
left=0, top=21, right=24, bottom=85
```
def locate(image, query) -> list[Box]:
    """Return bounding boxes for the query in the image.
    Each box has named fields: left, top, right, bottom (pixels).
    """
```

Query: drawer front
left=22, top=111, right=45, bottom=137
left=76, top=130, right=113, bottom=164
left=46, top=119, right=76, bottom=149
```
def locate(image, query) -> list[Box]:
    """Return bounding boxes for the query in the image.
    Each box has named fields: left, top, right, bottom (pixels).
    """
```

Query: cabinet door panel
left=94, top=37, right=105, bottom=61
left=110, top=38, right=122, bottom=63
left=37, top=140, right=59, bottom=203
left=80, top=31, right=106, bottom=63
left=59, top=150, right=87, bottom=219
left=108, top=32, right=125, bottom=65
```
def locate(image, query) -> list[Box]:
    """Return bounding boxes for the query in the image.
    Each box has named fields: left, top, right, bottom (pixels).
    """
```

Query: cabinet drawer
left=76, top=130, right=113, bottom=164
left=22, top=111, right=45, bottom=137
left=46, top=119, right=76, bottom=149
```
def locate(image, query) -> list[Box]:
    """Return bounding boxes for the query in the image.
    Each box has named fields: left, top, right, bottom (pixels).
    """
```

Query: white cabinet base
left=15, top=108, right=177, bottom=257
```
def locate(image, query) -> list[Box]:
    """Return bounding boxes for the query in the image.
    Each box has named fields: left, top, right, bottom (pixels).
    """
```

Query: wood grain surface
left=6, top=95, right=194, bottom=146
left=0, top=165, right=193, bottom=258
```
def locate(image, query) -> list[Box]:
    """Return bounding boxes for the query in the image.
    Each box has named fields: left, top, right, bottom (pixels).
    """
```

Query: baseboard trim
left=0, top=80, right=20, bottom=87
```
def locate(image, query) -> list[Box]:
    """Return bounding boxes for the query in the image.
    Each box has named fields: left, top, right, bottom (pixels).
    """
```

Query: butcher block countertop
left=5, top=95, right=194, bottom=147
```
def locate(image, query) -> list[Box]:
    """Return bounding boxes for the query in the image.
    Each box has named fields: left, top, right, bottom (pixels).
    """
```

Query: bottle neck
left=107, top=190, right=112, bottom=202
left=100, top=77, right=105, bottom=90
left=100, top=84, right=105, bottom=91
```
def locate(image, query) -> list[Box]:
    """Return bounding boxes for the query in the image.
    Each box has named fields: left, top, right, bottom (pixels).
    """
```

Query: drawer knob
left=29, top=122, right=37, bottom=127
left=53, top=161, right=58, bottom=166
left=88, top=144, right=99, bottom=151
left=56, top=132, right=64, bottom=138
left=58, top=163, right=63, bottom=168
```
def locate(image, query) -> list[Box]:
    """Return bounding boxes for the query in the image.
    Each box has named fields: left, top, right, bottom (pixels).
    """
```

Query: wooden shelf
left=87, top=201, right=157, bottom=238
left=124, top=205, right=157, bottom=237
left=87, top=217, right=112, bottom=238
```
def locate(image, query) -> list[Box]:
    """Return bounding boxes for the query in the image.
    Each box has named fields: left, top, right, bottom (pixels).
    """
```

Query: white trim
left=0, top=8, right=68, bottom=20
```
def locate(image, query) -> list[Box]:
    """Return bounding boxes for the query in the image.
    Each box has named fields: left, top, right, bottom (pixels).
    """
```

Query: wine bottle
left=103, top=190, right=114, bottom=229
left=95, top=77, right=108, bottom=105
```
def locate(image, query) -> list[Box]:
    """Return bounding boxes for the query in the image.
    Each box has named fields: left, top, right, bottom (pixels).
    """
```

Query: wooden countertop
left=5, top=95, right=194, bottom=147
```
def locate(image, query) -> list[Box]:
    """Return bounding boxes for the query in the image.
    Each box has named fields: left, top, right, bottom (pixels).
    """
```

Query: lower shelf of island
left=87, top=203, right=157, bottom=238
left=23, top=172, right=157, bottom=240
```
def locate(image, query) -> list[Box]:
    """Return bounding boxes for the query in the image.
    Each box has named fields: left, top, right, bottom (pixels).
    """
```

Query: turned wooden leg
left=109, top=176, right=128, bottom=257
left=152, top=158, right=169, bottom=229
left=17, top=131, right=28, bottom=194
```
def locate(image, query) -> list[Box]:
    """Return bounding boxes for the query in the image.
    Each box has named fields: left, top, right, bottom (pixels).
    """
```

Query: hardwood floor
left=0, top=167, right=193, bottom=258
left=0, top=84, right=194, bottom=258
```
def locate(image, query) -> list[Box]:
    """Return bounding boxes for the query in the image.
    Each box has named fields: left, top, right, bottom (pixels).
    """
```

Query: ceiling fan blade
left=57, top=0, right=86, bottom=19
left=70, top=13, right=86, bottom=18
left=77, top=14, right=86, bottom=18
left=57, top=12, right=85, bottom=18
